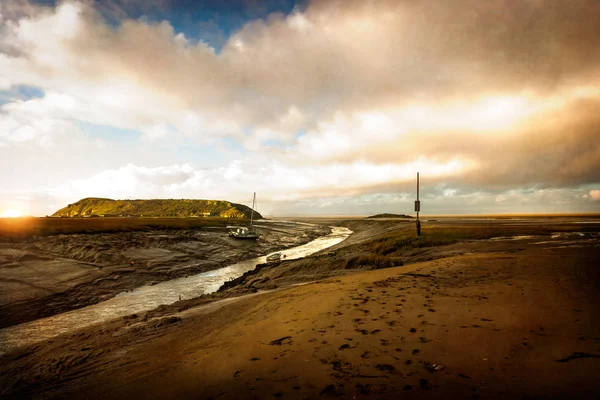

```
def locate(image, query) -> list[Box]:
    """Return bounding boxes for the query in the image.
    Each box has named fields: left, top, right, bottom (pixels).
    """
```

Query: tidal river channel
left=0, top=226, right=352, bottom=355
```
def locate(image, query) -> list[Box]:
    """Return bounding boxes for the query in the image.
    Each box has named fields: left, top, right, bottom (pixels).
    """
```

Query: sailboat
left=228, top=192, right=260, bottom=240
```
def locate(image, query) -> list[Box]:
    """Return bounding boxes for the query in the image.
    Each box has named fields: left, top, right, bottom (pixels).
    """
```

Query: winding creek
left=0, top=226, right=352, bottom=355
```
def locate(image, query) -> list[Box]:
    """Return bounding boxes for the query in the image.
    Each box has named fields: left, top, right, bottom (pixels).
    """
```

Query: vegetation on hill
left=51, top=198, right=263, bottom=219
left=367, top=213, right=414, bottom=219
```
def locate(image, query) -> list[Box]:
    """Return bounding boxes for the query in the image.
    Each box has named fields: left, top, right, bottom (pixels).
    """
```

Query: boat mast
left=250, top=192, right=256, bottom=228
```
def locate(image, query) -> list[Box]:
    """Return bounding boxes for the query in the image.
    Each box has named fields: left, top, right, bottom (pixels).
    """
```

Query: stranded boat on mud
left=228, top=192, right=260, bottom=240
left=266, top=252, right=286, bottom=263
left=228, top=226, right=259, bottom=240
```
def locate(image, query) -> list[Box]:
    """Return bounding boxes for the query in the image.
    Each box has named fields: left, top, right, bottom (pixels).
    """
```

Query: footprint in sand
left=320, top=384, right=344, bottom=396
left=375, top=364, right=396, bottom=373
left=269, top=336, right=293, bottom=346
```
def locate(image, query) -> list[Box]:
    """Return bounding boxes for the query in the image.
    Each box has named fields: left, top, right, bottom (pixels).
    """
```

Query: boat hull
left=229, top=233, right=259, bottom=240
left=228, top=227, right=260, bottom=240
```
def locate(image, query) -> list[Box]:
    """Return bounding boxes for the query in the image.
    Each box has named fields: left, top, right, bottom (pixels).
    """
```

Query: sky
left=1, top=0, right=599, bottom=217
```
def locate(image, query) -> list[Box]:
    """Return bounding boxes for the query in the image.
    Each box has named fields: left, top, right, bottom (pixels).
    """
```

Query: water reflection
left=0, top=227, right=351, bottom=355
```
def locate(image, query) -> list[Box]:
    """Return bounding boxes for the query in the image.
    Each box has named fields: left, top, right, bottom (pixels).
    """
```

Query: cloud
left=1, top=0, right=599, bottom=215
left=4, top=0, right=600, bottom=133
left=51, top=157, right=468, bottom=203
left=45, top=159, right=600, bottom=216
left=39, top=161, right=598, bottom=216
left=590, top=190, right=600, bottom=201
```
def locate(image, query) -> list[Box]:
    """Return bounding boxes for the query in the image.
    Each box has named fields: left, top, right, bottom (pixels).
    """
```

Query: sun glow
left=1, top=209, right=24, bottom=218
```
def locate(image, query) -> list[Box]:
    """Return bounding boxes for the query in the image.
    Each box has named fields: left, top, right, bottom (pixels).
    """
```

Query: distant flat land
left=367, top=213, right=414, bottom=219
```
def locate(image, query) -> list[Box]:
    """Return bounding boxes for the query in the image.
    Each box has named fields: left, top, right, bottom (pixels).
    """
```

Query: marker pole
left=416, top=172, right=421, bottom=236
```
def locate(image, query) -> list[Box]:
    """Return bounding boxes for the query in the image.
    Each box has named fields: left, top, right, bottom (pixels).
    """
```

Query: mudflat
left=1, top=218, right=599, bottom=399
left=0, top=219, right=329, bottom=328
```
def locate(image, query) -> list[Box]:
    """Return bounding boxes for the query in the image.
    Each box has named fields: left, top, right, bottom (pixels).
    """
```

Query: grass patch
left=345, top=254, right=403, bottom=269
left=370, top=224, right=599, bottom=255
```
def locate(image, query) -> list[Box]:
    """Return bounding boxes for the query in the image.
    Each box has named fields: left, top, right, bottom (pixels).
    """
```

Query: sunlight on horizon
left=0, top=209, right=24, bottom=218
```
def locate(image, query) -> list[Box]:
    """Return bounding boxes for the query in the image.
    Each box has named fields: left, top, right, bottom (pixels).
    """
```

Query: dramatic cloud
left=1, top=0, right=599, bottom=215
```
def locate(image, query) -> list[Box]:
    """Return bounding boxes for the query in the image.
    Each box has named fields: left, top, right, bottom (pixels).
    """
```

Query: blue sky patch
left=76, top=121, right=142, bottom=141
left=30, top=0, right=307, bottom=51
left=262, top=138, right=288, bottom=149
left=295, top=129, right=307, bottom=139
left=0, top=85, right=45, bottom=106
left=222, top=136, right=247, bottom=153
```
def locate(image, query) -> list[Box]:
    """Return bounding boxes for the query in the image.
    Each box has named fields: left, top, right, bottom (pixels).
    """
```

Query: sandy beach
left=1, top=218, right=599, bottom=399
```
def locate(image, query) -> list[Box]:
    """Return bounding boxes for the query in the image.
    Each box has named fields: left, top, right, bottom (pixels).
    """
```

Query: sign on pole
left=414, top=200, right=420, bottom=212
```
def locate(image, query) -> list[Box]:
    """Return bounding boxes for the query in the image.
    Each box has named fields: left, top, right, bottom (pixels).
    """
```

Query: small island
left=52, top=198, right=262, bottom=219
left=367, top=213, right=415, bottom=219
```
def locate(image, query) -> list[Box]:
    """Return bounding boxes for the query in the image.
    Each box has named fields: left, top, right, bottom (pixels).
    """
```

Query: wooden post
left=416, top=173, right=421, bottom=236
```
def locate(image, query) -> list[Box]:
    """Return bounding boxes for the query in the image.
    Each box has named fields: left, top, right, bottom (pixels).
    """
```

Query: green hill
left=52, top=198, right=263, bottom=219
left=367, top=213, right=414, bottom=219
